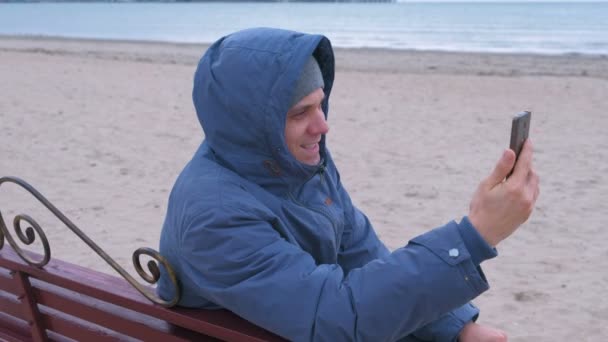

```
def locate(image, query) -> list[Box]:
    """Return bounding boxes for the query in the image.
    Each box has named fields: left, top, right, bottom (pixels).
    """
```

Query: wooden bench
left=0, top=177, right=286, bottom=342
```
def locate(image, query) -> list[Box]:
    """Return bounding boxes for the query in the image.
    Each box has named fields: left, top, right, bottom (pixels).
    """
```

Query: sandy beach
left=1, top=35, right=607, bottom=341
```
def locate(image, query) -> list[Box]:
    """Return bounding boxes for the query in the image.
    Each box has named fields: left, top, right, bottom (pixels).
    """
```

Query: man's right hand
left=468, top=139, right=540, bottom=247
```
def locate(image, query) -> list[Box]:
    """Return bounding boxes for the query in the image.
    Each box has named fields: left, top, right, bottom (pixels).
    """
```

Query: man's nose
left=308, top=108, right=329, bottom=135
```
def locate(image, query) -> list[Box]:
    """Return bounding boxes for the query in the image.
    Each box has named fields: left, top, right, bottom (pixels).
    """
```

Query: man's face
left=285, top=88, right=329, bottom=166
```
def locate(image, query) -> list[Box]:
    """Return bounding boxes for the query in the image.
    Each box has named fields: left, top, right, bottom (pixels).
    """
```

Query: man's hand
left=468, top=139, right=540, bottom=247
left=459, top=322, right=508, bottom=342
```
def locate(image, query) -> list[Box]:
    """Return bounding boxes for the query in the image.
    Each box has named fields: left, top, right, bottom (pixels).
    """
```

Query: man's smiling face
left=284, top=88, right=329, bottom=166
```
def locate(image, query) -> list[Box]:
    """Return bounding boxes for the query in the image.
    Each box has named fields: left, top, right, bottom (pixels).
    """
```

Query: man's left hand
left=459, top=322, right=508, bottom=342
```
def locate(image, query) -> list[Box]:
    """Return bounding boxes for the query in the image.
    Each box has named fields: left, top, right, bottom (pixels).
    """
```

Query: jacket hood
left=192, top=28, right=335, bottom=195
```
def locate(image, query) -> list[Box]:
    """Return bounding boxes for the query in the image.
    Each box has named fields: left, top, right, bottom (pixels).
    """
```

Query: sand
left=1, top=35, right=607, bottom=341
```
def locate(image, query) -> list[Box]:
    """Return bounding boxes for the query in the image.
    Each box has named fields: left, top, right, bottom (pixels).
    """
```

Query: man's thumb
left=486, top=149, right=516, bottom=187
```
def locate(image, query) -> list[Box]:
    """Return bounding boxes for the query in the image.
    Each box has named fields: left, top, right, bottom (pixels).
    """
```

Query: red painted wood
left=34, top=286, right=195, bottom=342
left=0, top=294, right=25, bottom=321
left=33, top=277, right=222, bottom=341
left=0, top=328, right=31, bottom=342
left=0, top=248, right=286, bottom=342
left=0, top=311, right=31, bottom=342
left=13, top=271, right=46, bottom=342
left=0, top=270, right=18, bottom=295
left=39, top=312, right=122, bottom=342
left=46, top=330, right=84, bottom=342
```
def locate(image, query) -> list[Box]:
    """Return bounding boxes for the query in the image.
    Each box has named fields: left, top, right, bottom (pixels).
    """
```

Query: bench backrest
left=0, top=247, right=285, bottom=342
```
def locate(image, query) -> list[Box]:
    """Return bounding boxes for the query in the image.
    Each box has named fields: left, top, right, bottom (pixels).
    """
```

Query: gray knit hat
left=290, top=55, right=324, bottom=108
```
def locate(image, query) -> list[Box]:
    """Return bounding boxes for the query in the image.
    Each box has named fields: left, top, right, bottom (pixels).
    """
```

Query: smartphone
left=508, top=111, right=531, bottom=177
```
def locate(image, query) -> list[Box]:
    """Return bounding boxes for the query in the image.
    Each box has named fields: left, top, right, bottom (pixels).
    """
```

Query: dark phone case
left=510, top=111, right=531, bottom=159
left=507, top=111, right=531, bottom=178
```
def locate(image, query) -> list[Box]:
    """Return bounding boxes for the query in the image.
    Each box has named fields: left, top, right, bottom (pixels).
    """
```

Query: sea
left=0, top=2, right=607, bottom=55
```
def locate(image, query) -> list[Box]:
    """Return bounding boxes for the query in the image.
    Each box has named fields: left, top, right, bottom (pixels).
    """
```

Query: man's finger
left=486, top=149, right=516, bottom=187
left=529, top=169, right=540, bottom=202
left=509, top=139, right=534, bottom=185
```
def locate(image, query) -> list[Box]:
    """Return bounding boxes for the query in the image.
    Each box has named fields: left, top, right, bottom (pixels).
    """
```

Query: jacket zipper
left=288, top=191, right=338, bottom=240
left=318, top=164, right=326, bottom=185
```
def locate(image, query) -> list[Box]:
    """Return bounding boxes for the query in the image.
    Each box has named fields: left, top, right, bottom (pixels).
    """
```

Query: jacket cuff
left=412, top=303, right=480, bottom=342
left=448, top=302, right=480, bottom=341
left=457, top=216, right=498, bottom=266
left=409, top=221, right=490, bottom=295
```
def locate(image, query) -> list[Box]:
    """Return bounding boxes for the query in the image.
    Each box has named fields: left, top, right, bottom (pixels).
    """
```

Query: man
left=158, top=28, right=539, bottom=341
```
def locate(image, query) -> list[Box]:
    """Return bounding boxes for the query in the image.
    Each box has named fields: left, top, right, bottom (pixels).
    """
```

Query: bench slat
left=39, top=311, right=124, bottom=342
left=0, top=270, right=18, bottom=295
left=34, top=285, right=199, bottom=342
left=0, top=248, right=286, bottom=342
left=13, top=270, right=47, bottom=342
left=0, top=292, right=26, bottom=321
left=0, top=327, right=31, bottom=342
left=0, top=311, right=31, bottom=342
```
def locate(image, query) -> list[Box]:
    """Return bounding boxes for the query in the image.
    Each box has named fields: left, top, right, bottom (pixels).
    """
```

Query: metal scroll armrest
left=0, top=176, right=180, bottom=307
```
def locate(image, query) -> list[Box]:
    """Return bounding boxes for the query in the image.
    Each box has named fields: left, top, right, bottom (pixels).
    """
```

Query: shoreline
left=2, top=34, right=608, bottom=79
left=4, top=33, right=608, bottom=58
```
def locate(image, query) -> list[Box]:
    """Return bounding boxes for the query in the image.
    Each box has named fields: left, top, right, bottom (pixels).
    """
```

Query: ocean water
left=0, top=2, right=607, bottom=55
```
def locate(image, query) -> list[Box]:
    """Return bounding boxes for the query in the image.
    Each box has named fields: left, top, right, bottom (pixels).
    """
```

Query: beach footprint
left=513, top=290, right=549, bottom=303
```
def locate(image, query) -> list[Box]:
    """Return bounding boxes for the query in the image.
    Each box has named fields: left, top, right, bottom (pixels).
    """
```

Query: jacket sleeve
left=411, top=303, right=479, bottom=341
left=337, top=187, right=495, bottom=341
left=176, top=197, right=494, bottom=342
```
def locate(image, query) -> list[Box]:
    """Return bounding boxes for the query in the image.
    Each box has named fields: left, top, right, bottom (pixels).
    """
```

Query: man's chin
left=299, top=155, right=320, bottom=166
